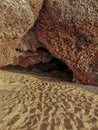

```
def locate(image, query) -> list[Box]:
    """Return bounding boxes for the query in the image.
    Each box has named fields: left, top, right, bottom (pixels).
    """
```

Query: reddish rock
left=36, top=0, right=98, bottom=85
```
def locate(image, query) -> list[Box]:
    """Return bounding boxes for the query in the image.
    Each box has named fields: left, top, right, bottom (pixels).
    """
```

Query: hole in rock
left=15, top=48, right=22, bottom=52
left=1, top=58, right=73, bottom=82
left=37, top=47, right=50, bottom=54
left=28, top=58, right=73, bottom=81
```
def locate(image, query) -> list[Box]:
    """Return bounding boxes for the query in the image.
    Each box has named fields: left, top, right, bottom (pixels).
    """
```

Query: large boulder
left=36, top=0, right=98, bottom=85
left=0, top=0, right=43, bottom=66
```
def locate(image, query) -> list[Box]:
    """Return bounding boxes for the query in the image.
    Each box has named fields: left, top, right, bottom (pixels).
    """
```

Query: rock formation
left=0, top=0, right=98, bottom=86
left=36, top=0, right=98, bottom=85
left=0, top=0, right=44, bottom=67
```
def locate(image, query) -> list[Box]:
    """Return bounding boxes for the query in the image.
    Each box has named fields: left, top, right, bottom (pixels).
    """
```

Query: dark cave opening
left=36, top=47, right=73, bottom=79
left=37, top=47, right=50, bottom=54
left=28, top=57, right=73, bottom=81
left=1, top=46, right=73, bottom=82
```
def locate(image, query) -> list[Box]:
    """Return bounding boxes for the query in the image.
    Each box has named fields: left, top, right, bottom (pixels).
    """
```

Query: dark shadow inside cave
left=1, top=47, right=73, bottom=82
left=37, top=47, right=50, bottom=54
left=28, top=58, right=73, bottom=82
left=37, top=47, right=73, bottom=77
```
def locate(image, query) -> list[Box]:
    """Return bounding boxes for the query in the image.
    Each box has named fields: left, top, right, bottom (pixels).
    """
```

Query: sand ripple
left=0, top=69, right=98, bottom=130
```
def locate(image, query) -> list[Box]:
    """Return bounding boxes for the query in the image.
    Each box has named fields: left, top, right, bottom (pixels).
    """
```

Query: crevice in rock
left=15, top=48, right=22, bottom=53
left=37, top=47, right=50, bottom=54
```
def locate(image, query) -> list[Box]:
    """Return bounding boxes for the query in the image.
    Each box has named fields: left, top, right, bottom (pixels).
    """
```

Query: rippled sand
left=0, top=68, right=98, bottom=130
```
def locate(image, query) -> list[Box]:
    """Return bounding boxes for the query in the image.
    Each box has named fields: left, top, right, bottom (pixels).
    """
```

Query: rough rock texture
left=0, top=0, right=98, bottom=86
left=13, top=28, right=52, bottom=67
left=36, top=0, right=98, bottom=86
left=0, top=0, right=44, bottom=66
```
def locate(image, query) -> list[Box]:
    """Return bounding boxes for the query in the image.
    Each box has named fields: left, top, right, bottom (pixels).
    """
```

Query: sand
left=0, top=68, right=98, bottom=130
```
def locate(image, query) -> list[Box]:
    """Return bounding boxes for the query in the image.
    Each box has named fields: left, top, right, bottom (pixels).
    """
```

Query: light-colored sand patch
left=0, top=69, right=98, bottom=130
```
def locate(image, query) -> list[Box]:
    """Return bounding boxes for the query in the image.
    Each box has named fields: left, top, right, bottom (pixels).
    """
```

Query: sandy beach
left=0, top=67, right=98, bottom=130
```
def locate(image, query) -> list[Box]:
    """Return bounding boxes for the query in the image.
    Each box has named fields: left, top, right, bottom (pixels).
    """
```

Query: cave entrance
left=1, top=46, right=73, bottom=82
left=29, top=58, right=73, bottom=82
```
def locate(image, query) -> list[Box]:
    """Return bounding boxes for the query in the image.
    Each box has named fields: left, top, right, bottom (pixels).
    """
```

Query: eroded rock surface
left=13, top=28, right=52, bottom=67
left=36, top=0, right=98, bottom=85
left=0, top=0, right=44, bottom=67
